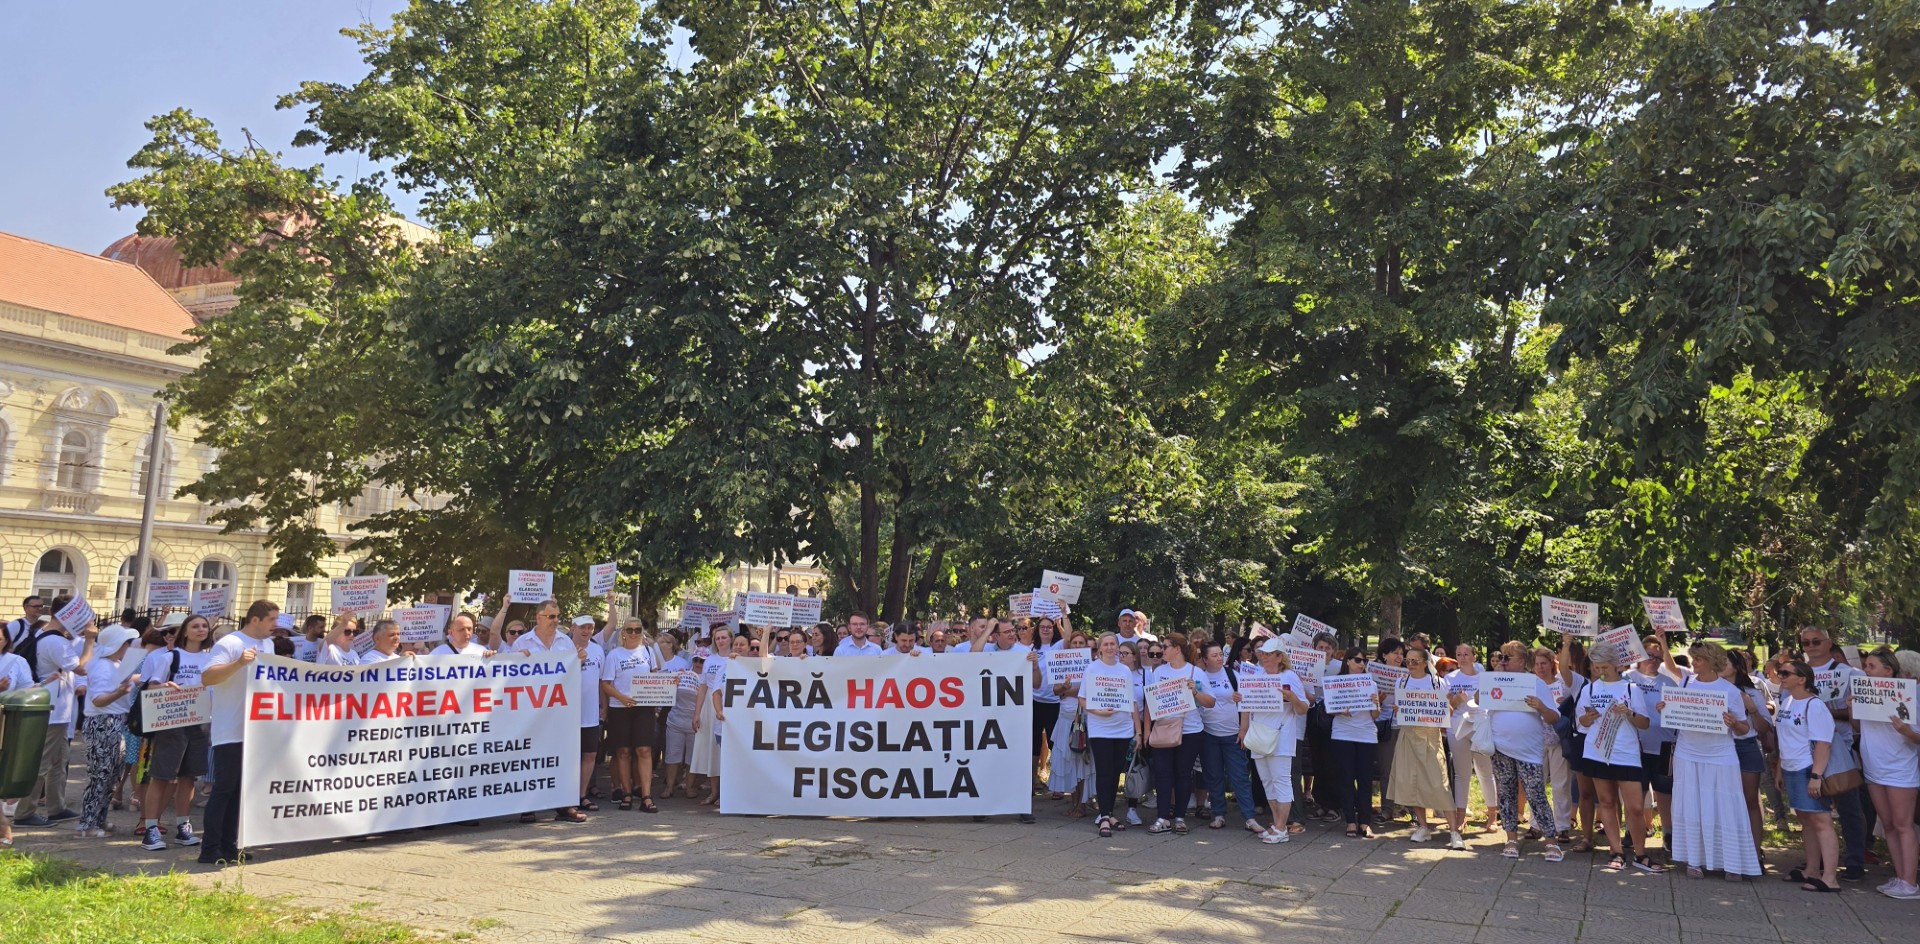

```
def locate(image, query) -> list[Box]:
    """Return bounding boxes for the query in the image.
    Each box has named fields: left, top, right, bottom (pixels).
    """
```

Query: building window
left=194, top=558, right=236, bottom=595
left=34, top=548, right=81, bottom=600
left=114, top=556, right=167, bottom=612
left=134, top=437, right=172, bottom=497
left=347, top=559, right=375, bottom=578
left=285, top=581, right=313, bottom=618
left=56, top=430, right=94, bottom=489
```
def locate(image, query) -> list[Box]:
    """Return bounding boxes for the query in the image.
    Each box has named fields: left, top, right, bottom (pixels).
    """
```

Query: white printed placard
left=1395, top=686, right=1449, bottom=728
left=1659, top=688, right=1729, bottom=734
left=392, top=606, right=452, bottom=644
left=708, top=610, right=741, bottom=632
left=1030, top=591, right=1063, bottom=619
left=1235, top=675, right=1292, bottom=713
left=1007, top=593, right=1034, bottom=618
left=1597, top=624, right=1650, bottom=664
left=55, top=596, right=96, bottom=632
left=1321, top=674, right=1380, bottom=714
left=1852, top=675, right=1917, bottom=724
left=679, top=602, right=717, bottom=630
left=507, top=569, right=554, bottom=605
left=330, top=575, right=389, bottom=614
left=588, top=562, right=618, bottom=596
left=1290, top=613, right=1336, bottom=644
left=718, top=652, right=1034, bottom=816
left=741, top=592, right=796, bottom=627
left=1368, top=662, right=1409, bottom=705
left=1286, top=645, right=1326, bottom=682
left=1478, top=672, right=1539, bottom=712
left=1146, top=677, right=1197, bottom=718
left=1084, top=673, right=1133, bottom=713
left=147, top=580, right=191, bottom=608
left=1541, top=596, right=1600, bottom=636
left=240, top=652, right=580, bottom=845
left=628, top=674, right=680, bottom=707
left=1043, top=648, right=1092, bottom=688
left=1641, top=596, right=1688, bottom=635
left=1039, top=570, right=1085, bottom=605
left=790, top=596, right=823, bottom=626
left=191, top=586, right=231, bottom=619
left=138, top=686, right=211, bottom=733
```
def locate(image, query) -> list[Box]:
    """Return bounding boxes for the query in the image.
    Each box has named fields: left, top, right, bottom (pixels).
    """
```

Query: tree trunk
left=1379, top=592, right=1403, bottom=638
left=881, top=505, right=915, bottom=623
left=856, top=261, right=882, bottom=617
left=908, top=540, right=951, bottom=620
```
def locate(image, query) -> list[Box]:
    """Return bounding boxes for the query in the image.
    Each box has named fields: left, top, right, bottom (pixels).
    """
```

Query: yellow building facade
left=0, top=230, right=389, bottom=621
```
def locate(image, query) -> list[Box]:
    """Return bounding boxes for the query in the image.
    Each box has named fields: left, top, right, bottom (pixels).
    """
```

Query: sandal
left=1570, top=838, right=1591, bottom=854
left=1544, top=843, right=1565, bottom=863
left=555, top=807, right=587, bottom=823
left=1147, top=819, right=1173, bottom=834
left=1288, top=822, right=1306, bottom=834
left=1502, top=841, right=1520, bottom=859
left=640, top=797, right=658, bottom=813
left=1685, top=866, right=1704, bottom=879
left=1209, top=817, right=1226, bottom=830
left=1801, top=878, right=1839, bottom=893
left=1098, top=817, right=1114, bottom=838
left=1604, top=853, right=1626, bottom=872
left=1346, top=827, right=1362, bottom=839
left=618, top=796, right=633, bottom=811
left=578, top=797, right=600, bottom=812
left=1245, top=818, right=1264, bottom=833
left=1633, top=855, right=1668, bottom=874
left=519, top=812, right=539, bottom=824
left=1173, top=818, right=1189, bottom=835
left=1781, top=868, right=1808, bottom=883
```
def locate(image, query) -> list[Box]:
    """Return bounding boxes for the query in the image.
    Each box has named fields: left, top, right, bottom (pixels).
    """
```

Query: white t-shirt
left=1576, top=678, right=1644, bottom=768
left=1671, top=676, right=1745, bottom=767
left=1078, top=659, right=1137, bottom=739
left=601, top=644, right=657, bottom=707
left=84, top=655, right=136, bottom=717
left=668, top=656, right=701, bottom=724
left=1489, top=676, right=1555, bottom=765
left=1329, top=671, right=1379, bottom=744
left=32, top=635, right=80, bottom=726
left=1627, top=669, right=1677, bottom=753
left=576, top=640, right=604, bottom=728
left=1773, top=694, right=1834, bottom=773
left=207, top=631, right=274, bottom=746
left=1859, top=713, right=1920, bottom=788
left=1198, top=667, right=1239, bottom=737
left=512, top=631, right=577, bottom=656
left=429, top=641, right=488, bottom=656
left=141, top=646, right=211, bottom=689
left=317, top=643, right=360, bottom=666
left=833, top=638, right=884, bottom=657
left=1256, top=668, right=1307, bottom=756
left=292, top=637, right=319, bottom=663
left=0, top=653, right=34, bottom=698
left=1148, top=663, right=1206, bottom=735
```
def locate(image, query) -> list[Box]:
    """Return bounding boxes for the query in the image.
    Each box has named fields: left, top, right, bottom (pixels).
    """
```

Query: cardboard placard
left=1146, top=677, right=1197, bottom=718
left=190, top=586, right=231, bottom=619
left=589, top=562, right=618, bottom=596
left=1641, top=596, right=1688, bottom=635
left=1030, top=591, right=1063, bottom=619
left=55, top=596, right=96, bottom=632
left=1395, top=686, right=1449, bottom=728
left=1084, top=674, right=1133, bottom=713
left=330, top=575, right=389, bottom=614
left=507, top=569, right=554, bottom=605
left=1597, top=624, right=1650, bottom=664
left=138, top=686, right=211, bottom=732
left=790, top=596, right=823, bottom=625
left=1289, top=613, right=1337, bottom=644
left=1008, top=593, right=1034, bottom=618
left=1541, top=596, right=1600, bottom=637
left=1478, top=672, right=1539, bottom=712
left=1851, top=675, right=1917, bottom=724
left=679, top=601, right=717, bottom=630
left=1236, top=675, right=1291, bottom=712
left=628, top=674, right=680, bottom=707
left=146, top=580, right=191, bottom=607
left=741, top=592, right=796, bottom=627
left=1039, top=570, right=1085, bottom=605
left=1367, top=661, right=1409, bottom=704
left=1321, top=673, right=1380, bottom=714
left=1044, top=648, right=1092, bottom=687
left=393, top=605, right=452, bottom=644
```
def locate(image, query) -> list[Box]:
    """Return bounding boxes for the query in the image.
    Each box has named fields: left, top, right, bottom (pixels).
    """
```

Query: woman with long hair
left=1372, top=638, right=1406, bottom=829
left=1081, top=633, right=1140, bottom=837
left=1859, top=647, right=1920, bottom=898
left=1388, top=646, right=1457, bottom=845
left=1722, top=647, right=1773, bottom=865
left=1047, top=630, right=1093, bottom=816
left=1145, top=633, right=1214, bottom=835
left=1032, top=616, right=1065, bottom=793
left=1329, top=647, right=1382, bottom=838
left=136, top=614, right=214, bottom=851
left=1664, top=642, right=1760, bottom=880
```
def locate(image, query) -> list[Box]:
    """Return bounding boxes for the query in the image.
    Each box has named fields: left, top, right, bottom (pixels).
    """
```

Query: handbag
left=1822, top=767, right=1864, bottom=795
left=1146, top=666, right=1193, bottom=748
left=1555, top=681, right=1587, bottom=757
left=1470, top=706, right=1496, bottom=756
left=125, top=649, right=179, bottom=738
left=1069, top=707, right=1089, bottom=754
left=1243, top=721, right=1281, bottom=757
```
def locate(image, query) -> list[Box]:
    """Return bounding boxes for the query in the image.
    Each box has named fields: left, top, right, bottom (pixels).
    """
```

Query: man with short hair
left=15, top=600, right=90, bottom=827
left=5, top=595, right=44, bottom=648
left=891, top=625, right=924, bottom=656
left=833, top=613, right=884, bottom=656
left=927, top=629, right=949, bottom=653
left=197, top=599, right=279, bottom=865
left=949, top=616, right=991, bottom=654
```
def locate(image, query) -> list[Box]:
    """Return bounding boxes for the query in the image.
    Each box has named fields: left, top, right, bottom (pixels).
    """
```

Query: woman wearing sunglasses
left=316, top=614, right=362, bottom=666
left=1388, top=646, right=1458, bottom=847
left=1858, top=648, right=1920, bottom=898
left=1145, top=634, right=1214, bottom=835
left=1576, top=642, right=1660, bottom=873
left=1329, top=648, right=1382, bottom=838
left=1487, top=641, right=1562, bottom=861
left=1772, top=658, right=1838, bottom=892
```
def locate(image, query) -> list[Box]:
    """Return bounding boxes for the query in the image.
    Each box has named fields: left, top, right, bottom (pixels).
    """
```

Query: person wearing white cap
left=76, top=623, right=142, bottom=838
left=570, top=615, right=607, bottom=813
left=1241, top=638, right=1309, bottom=843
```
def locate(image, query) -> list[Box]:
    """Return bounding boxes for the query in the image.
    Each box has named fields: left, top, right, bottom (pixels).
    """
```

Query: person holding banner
left=76, top=624, right=143, bottom=838
left=1486, top=642, right=1562, bottom=861
left=317, top=615, right=362, bottom=666
left=137, top=613, right=212, bottom=851
left=1661, top=642, right=1760, bottom=879
left=1858, top=648, right=1919, bottom=898
left=1372, top=639, right=1407, bottom=828
left=1387, top=646, right=1457, bottom=846
left=1575, top=643, right=1659, bottom=873
left=1196, top=642, right=1257, bottom=832
left=196, top=600, right=278, bottom=865
left=662, top=642, right=699, bottom=800
left=1080, top=633, right=1141, bottom=838
left=1772, top=659, right=1840, bottom=892
left=689, top=626, right=733, bottom=806
left=834, top=613, right=884, bottom=656
left=568, top=616, right=606, bottom=814
left=1032, top=616, right=1064, bottom=787
left=602, top=622, right=662, bottom=812
left=430, top=613, right=489, bottom=656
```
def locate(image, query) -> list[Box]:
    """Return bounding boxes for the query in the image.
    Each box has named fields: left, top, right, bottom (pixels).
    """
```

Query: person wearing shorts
left=601, top=622, right=663, bottom=812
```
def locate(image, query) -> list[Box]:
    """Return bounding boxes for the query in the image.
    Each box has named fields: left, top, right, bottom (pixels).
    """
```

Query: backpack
left=1555, top=679, right=1587, bottom=758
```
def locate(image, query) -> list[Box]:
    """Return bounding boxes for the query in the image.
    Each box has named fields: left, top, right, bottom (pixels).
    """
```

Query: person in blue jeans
left=1196, top=643, right=1258, bottom=831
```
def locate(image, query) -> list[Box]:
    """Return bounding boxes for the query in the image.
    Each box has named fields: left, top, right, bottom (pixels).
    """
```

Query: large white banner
left=719, top=653, right=1033, bottom=816
left=240, top=652, right=579, bottom=847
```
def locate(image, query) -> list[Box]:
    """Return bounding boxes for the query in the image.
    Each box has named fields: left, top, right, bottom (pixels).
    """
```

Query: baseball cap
left=1119, top=608, right=1136, bottom=618
left=571, top=615, right=596, bottom=628
left=1258, top=638, right=1288, bottom=654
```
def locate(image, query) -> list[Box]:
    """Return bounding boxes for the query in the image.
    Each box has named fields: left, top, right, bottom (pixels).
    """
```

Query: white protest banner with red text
left=507, top=570, right=554, bottom=605
left=588, top=562, right=618, bottom=596
left=147, top=580, right=191, bottom=608
left=239, top=652, right=579, bottom=846
left=718, top=653, right=1033, bottom=817
left=330, top=576, right=389, bottom=614
left=393, top=606, right=452, bottom=644
left=1641, top=596, right=1688, bottom=635
left=139, top=687, right=211, bottom=733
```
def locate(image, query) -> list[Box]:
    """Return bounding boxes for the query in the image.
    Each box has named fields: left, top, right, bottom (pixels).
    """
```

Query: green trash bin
left=0, top=688, right=52, bottom=798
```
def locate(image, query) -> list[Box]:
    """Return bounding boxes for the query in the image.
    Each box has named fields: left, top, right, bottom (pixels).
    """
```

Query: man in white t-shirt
left=833, top=613, right=884, bottom=656
left=17, top=606, right=90, bottom=826
left=197, top=598, right=279, bottom=866
left=429, top=612, right=489, bottom=656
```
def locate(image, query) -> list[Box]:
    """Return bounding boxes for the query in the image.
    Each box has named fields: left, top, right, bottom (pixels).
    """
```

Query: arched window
left=114, top=556, right=166, bottom=612
left=194, top=558, right=236, bottom=595
left=56, top=430, right=94, bottom=489
left=33, top=549, right=82, bottom=600
left=133, top=437, right=172, bottom=497
left=347, top=559, right=376, bottom=578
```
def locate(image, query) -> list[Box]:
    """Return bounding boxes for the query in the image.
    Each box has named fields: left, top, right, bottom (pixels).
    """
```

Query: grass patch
left=0, top=852, right=436, bottom=943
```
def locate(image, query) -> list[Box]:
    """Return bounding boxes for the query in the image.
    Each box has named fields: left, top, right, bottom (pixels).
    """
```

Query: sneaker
left=1261, top=827, right=1290, bottom=844
left=1447, top=831, right=1467, bottom=851
left=48, top=809, right=81, bottom=823
left=1887, top=881, right=1920, bottom=901
left=175, top=822, right=201, bottom=846
left=1126, top=808, right=1142, bottom=826
left=1410, top=825, right=1433, bottom=843
left=13, top=814, right=51, bottom=828
left=141, top=826, right=167, bottom=851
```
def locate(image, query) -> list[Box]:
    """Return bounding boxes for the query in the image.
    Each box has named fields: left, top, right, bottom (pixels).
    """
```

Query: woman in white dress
left=1048, top=630, right=1094, bottom=816
left=689, top=626, right=734, bottom=805
left=1662, top=642, right=1761, bottom=879
left=1859, top=648, right=1920, bottom=899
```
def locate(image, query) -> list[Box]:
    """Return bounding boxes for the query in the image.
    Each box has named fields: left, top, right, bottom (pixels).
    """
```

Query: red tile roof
left=0, top=230, right=198, bottom=339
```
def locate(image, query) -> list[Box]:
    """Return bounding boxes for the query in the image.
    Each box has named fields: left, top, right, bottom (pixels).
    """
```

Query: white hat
left=96, top=624, right=140, bottom=658
left=571, top=615, right=596, bottom=628
left=161, top=611, right=189, bottom=629
left=1119, top=608, right=1136, bottom=618
left=1258, top=637, right=1288, bottom=654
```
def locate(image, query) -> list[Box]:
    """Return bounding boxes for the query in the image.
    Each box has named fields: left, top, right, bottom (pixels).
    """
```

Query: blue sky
left=0, top=1, right=408, bottom=255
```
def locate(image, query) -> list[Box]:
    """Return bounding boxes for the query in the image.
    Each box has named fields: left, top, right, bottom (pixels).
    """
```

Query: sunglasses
left=505, top=629, right=525, bottom=637
left=1147, top=649, right=1163, bottom=657
left=1798, top=637, right=1825, bottom=645
left=622, top=628, right=645, bottom=634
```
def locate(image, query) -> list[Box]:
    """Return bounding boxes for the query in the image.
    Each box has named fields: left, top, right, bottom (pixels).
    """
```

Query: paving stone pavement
left=11, top=796, right=1920, bottom=944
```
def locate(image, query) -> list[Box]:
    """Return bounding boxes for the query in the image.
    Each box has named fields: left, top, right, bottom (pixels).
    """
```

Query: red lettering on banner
left=905, top=677, right=935, bottom=708
left=874, top=680, right=905, bottom=709
left=473, top=689, right=493, bottom=713
left=249, top=692, right=276, bottom=720
left=940, top=677, right=965, bottom=707
left=846, top=679, right=874, bottom=708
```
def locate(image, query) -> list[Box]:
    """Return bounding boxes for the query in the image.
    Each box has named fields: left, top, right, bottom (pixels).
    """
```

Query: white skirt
left=1048, top=700, right=1092, bottom=794
left=1669, top=756, right=1760, bottom=875
left=689, top=694, right=720, bottom=776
